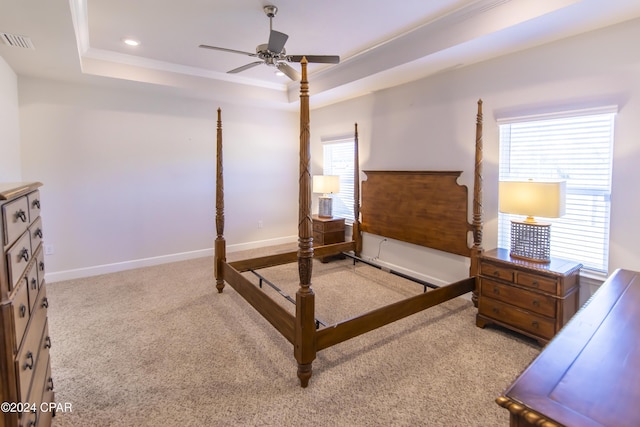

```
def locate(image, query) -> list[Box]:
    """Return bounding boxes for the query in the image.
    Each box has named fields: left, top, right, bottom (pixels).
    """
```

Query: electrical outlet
left=44, top=244, right=54, bottom=255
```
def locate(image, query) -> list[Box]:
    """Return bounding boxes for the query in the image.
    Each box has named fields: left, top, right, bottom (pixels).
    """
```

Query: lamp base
left=318, top=197, right=333, bottom=218
left=509, top=220, right=551, bottom=263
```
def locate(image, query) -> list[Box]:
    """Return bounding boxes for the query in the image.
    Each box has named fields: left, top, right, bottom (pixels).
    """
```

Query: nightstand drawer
left=313, top=219, right=344, bottom=233
left=479, top=297, right=555, bottom=340
left=516, top=272, right=557, bottom=294
left=480, top=262, right=515, bottom=282
left=313, top=230, right=344, bottom=245
left=481, top=278, right=556, bottom=318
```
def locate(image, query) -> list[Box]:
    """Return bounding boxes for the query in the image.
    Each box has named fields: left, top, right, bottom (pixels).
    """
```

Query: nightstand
left=476, top=248, right=582, bottom=345
left=312, top=215, right=345, bottom=262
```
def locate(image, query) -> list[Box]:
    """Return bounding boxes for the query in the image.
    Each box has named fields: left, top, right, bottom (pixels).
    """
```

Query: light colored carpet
left=46, top=248, right=540, bottom=426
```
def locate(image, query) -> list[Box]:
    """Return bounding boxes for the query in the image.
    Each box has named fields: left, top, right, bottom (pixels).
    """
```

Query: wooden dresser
left=476, top=248, right=582, bottom=345
left=497, top=268, right=640, bottom=427
left=312, top=215, right=345, bottom=262
left=1, top=183, right=55, bottom=427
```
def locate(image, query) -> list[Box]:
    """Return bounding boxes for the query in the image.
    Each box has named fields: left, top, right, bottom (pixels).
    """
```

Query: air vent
left=1, top=32, right=35, bottom=49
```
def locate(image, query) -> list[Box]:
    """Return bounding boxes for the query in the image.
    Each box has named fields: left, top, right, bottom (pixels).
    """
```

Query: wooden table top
left=499, top=268, right=640, bottom=427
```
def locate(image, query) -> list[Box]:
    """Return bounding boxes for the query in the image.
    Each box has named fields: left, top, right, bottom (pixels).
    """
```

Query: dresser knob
left=31, top=278, right=38, bottom=290
left=532, top=321, right=539, bottom=329
left=39, top=261, right=45, bottom=271
left=47, top=377, right=54, bottom=391
left=492, top=287, right=500, bottom=295
left=20, top=247, right=30, bottom=262
left=42, top=298, right=49, bottom=309
left=19, top=304, right=27, bottom=318
left=492, top=307, right=499, bottom=314
left=532, top=300, right=540, bottom=307
left=32, top=199, right=40, bottom=209
left=532, top=280, right=539, bottom=287
left=16, top=209, right=27, bottom=222
left=493, top=270, right=500, bottom=277
left=35, top=228, right=43, bottom=238
left=45, top=336, right=52, bottom=349
left=24, top=352, right=34, bottom=370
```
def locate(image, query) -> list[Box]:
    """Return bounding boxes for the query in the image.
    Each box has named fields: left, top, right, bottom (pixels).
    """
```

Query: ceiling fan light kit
left=199, top=4, right=340, bottom=81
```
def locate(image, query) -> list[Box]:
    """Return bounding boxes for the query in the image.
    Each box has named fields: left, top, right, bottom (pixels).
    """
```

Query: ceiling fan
left=199, top=5, right=340, bottom=81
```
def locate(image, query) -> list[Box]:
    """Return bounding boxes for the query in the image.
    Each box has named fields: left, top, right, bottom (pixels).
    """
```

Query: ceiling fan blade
left=199, top=44, right=256, bottom=57
left=268, top=30, right=288, bottom=53
left=228, top=61, right=263, bottom=74
left=276, top=62, right=301, bottom=81
left=289, top=55, right=340, bottom=64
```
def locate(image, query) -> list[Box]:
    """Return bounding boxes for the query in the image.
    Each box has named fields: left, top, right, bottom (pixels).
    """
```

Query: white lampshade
left=499, top=180, right=566, bottom=221
left=313, top=175, right=340, bottom=195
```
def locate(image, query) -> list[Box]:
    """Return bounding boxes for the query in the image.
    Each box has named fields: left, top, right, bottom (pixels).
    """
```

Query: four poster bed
left=214, top=59, right=484, bottom=387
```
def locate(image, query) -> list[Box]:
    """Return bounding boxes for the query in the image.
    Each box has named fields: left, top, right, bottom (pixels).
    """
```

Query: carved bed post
left=295, top=58, right=316, bottom=388
left=352, top=123, right=362, bottom=256
left=471, top=99, right=484, bottom=306
left=214, top=108, right=226, bottom=293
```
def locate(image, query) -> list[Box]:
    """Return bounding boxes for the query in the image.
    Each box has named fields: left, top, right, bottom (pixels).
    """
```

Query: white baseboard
left=45, top=235, right=298, bottom=283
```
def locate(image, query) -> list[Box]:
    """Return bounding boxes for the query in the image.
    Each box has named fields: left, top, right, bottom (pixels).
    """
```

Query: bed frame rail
left=316, top=277, right=475, bottom=351
left=222, top=263, right=295, bottom=343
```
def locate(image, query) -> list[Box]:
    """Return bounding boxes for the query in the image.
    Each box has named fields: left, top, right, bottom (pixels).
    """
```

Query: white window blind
left=498, top=107, right=616, bottom=273
left=322, top=139, right=355, bottom=223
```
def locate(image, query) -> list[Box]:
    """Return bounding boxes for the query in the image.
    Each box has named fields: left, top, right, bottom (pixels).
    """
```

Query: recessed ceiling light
left=122, top=38, right=140, bottom=47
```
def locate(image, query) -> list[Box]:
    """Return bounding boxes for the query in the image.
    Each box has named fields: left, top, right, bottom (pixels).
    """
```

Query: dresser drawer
left=36, top=248, right=45, bottom=289
left=27, top=190, right=41, bottom=223
left=2, top=195, right=30, bottom=247
left=29, top=217, right=44, bottom=253
left=479, top=297, right=555, bottom=340
left=516, top=271, right=557, bottom=294
left=17, top=284, right=48, bottom=398
left=480, top=262, right=514, bottom=282
left=481, top=278, right=556, bottom=318
left=7, top=232, right=32, bottom=292
left=12, top=278, right=31, bottom=349
left=26, top=260, right=39, bottom=314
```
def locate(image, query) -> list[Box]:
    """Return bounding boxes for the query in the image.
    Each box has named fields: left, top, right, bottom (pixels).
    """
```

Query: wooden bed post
left=471, top=99, right=484, bottom=306
left=214, top=108, right=226, bottom=293
left=352, top=123, right=362, bottom=256
left=295, top=58, right=316, bottom=388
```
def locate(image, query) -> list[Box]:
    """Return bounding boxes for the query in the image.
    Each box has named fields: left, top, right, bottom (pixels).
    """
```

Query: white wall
left=0, top=56, right=21, bottom=181
left=311, top=18, right=640, bottom=284
left=18, top=77, right=298, bottom=280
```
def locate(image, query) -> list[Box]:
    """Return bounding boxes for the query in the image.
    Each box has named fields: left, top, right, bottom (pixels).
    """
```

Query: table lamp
left=313, top=175, right=340, bottom=218
left=499, top=179, right=566, bottom=263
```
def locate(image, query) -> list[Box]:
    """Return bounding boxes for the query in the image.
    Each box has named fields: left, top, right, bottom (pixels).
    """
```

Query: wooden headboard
left=360, top=170, right=473, bottom=257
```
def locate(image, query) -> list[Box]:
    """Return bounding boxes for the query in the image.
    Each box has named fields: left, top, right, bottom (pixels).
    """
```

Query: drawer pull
left=492, top=287, right=500, bottom=295
left=45, top=336, right=52, bottom=349
left=532, top=321, right=539, bottom=329
left=20, top=247, right=30, bottom=262
left=532, top=300, right=540, bottom=307
left=32, top=199, right=40, bottom=209
left=42, top=297, right=49, bottom=309
left=31, top=277, right=38, bottom=290
left=16, top=209, right=27, bottom=222
left=492, top=270, right=501, bottom=277
left=34, top=228, right=43, bottom=238
left=492, top=307, right=499, bottom=314
left=39, top=261, right=45, bottom=271
left=19, top=304, right=27, bottom=318
left=531, top=280, right=540, bottom=288
left=47, top=377, right=54, bottom=391
left=24, top=352, right=34, bottom=370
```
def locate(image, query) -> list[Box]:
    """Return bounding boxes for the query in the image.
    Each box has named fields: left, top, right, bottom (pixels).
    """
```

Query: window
left=498, top=107, right=616, bottom=274
left=322, top=138, right=355, bottom=223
